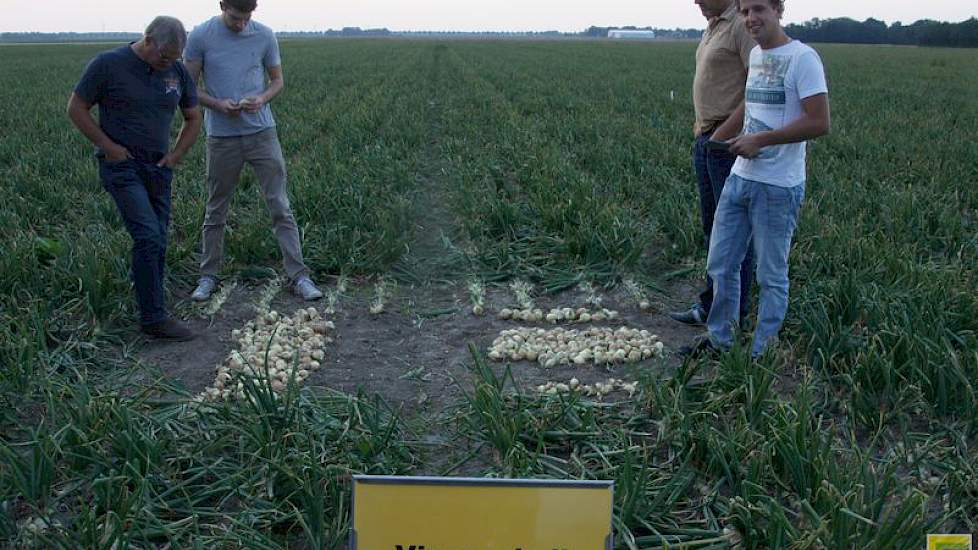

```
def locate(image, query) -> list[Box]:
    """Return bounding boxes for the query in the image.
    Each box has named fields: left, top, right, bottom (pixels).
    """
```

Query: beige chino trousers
left=200, top=128, right=309, bottom=281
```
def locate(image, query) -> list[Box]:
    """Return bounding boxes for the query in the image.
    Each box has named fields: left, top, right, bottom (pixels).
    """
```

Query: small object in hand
left=706, top=140, right=731, bottom=153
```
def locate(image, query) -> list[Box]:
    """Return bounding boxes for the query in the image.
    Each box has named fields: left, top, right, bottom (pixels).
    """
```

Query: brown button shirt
left=693, top=2, right=755, bottom=136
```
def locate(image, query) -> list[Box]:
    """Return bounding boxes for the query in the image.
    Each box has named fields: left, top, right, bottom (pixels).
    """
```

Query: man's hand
left=216, top=98, right=242, bottom=116
left=158, top=105, right=203, bottom=170
left=728, top=133, right=768, bottom=159
left=67, top=93, right=135, bottom=163
left=157, top=152, right=180, bottom=169
left=104, top=142, right=133, bottom=163
left=239, top=95, right=265, bottom=114
left=727, top=95, right=831, bottom=159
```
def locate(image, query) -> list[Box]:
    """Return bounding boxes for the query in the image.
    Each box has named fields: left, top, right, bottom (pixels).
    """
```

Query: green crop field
left=1, top=39, right=977, bottom=548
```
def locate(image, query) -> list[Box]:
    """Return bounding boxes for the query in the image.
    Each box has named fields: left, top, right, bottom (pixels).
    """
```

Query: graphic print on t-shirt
left=744, top=113, right=775, bottom=159
left=163, top=77, right=181, bottom=96
left=743, top=54, right=791, bottom=160
left=732, top=41, right=828, bottom=188
left=746, top=54, right=790, bottom=104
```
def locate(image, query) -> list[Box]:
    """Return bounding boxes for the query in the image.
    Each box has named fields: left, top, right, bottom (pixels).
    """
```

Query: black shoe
left=678, top=333, right=720, bottom=358
left=141, top=319, right=196, bottom=341
left=669, top=305, right=707, bottom=327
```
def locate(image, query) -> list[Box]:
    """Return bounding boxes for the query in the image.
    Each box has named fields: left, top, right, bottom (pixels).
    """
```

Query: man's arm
left=728, top=94, right=831, bottom=159
left=241, top=65, right=284, bottom=114
left=66, top=93, right=131, bottom=162
left=184, top=59, right=240, bottom=116
left=711, top=101, right=746, bottom=142
left=158, top=106, right=203, bottom=169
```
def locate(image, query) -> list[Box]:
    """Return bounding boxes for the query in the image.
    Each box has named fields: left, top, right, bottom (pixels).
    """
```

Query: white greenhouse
left=607, top=30, right=657, bottom=40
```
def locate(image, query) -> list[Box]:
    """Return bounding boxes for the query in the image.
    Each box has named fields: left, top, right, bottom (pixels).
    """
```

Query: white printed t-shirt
left=732, top=40, right=828, bottom=188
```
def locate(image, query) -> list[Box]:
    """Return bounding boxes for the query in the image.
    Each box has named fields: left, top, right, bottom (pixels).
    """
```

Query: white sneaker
left=191, top=276, right=218, bottom=302
left=294, top=277, right=323, bottom=301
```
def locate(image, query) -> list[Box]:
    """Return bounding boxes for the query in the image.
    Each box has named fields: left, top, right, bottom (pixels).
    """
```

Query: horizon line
left=2, top=14, right=976, bottom=35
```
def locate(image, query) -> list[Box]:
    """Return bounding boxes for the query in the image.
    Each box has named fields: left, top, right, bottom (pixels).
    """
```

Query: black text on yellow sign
left=351, top=476, right=615, bottom=550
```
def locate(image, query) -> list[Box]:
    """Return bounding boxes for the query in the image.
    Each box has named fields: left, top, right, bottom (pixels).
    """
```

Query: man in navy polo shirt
left=67, top=16, right=203, bottom=340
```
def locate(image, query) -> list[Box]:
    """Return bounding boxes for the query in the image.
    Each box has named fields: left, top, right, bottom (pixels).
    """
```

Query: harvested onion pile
left=197, top=307, right=334, bottom=401
left=488, top=326, right=664, bottom=368
left=536, top=377, right=638, bottom=398
left=498, top=307, right=619, bottom=324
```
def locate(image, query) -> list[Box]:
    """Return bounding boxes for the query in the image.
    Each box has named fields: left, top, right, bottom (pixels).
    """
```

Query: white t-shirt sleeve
left=793, top=49, right=828, bottom=100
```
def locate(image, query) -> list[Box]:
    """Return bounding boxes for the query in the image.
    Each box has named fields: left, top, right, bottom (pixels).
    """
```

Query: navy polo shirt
left=74, top=43, right=198, bottom=158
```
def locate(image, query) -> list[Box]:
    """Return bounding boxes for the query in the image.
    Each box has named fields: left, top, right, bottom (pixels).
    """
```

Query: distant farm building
left=607, top=30, right=656, bottom=40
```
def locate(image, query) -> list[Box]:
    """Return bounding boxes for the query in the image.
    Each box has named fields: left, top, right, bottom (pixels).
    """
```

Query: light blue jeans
left=706, top=173, right=805, bottom=357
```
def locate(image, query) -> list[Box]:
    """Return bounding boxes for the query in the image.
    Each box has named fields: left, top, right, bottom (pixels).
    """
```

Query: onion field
left=1, top=39, right=977, bottom=548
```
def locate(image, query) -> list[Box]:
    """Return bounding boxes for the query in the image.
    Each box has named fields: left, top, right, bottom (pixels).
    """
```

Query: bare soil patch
left=136, top=280, right=704, bottom=415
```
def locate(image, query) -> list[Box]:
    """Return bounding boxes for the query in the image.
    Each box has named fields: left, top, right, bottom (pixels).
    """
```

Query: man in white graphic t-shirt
left=680, top=0, right=831, bottom=359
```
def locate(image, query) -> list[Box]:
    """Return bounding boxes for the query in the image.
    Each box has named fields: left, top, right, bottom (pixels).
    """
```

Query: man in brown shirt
left=670, top=0, right=756, bottom=328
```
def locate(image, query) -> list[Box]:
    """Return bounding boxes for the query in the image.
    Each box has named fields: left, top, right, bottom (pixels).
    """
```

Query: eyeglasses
left=154, top=43, right=183, bottom=63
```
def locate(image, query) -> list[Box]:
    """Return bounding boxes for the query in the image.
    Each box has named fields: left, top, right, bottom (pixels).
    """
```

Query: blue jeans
left=693, top=134, right=753, bottom=319
left=706, top=173, right=805, bottom=357
left=99, top=158, right=173, bottom=326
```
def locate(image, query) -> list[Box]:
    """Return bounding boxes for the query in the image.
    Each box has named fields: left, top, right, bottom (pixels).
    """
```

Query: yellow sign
left=351, top=476, right=614, bottom=550
left=928, top=535, right=973, bottom=550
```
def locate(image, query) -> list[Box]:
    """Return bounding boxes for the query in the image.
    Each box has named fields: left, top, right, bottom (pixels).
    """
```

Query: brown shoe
left=141, top=318, right=196, bottom=341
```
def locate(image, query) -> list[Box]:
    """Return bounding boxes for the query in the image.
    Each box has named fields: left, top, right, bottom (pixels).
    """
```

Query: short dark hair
left=736, top=0, right=785, bottom=15
left=222, top=0, right=257, bottom=12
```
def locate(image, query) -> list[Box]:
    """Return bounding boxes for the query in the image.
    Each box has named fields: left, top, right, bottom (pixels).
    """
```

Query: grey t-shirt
left=184, top=16, right=280, bottom=137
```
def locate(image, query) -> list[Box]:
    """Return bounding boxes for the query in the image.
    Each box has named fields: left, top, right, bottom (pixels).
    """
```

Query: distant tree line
left=785, top=17, right=978, bottom=48
left=0, top=32, right=140, bottom=43
left=3, top=19, right=976, bottom=46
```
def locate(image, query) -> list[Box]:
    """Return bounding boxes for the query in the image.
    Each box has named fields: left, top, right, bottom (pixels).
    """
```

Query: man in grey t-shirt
left=184, top=0, right=323, bottom=301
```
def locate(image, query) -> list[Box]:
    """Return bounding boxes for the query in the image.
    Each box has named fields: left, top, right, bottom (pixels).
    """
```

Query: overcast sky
left=1, top=0, right=974, bottom=33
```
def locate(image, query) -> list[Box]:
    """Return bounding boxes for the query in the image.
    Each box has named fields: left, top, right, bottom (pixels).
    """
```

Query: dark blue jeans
left=693, top=134, right=753, bottom=320
left=99, top=158, right=173, bottom=326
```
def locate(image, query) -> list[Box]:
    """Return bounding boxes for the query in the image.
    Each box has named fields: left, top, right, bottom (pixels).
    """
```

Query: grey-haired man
left=68, top=16, right=202, bottom=340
